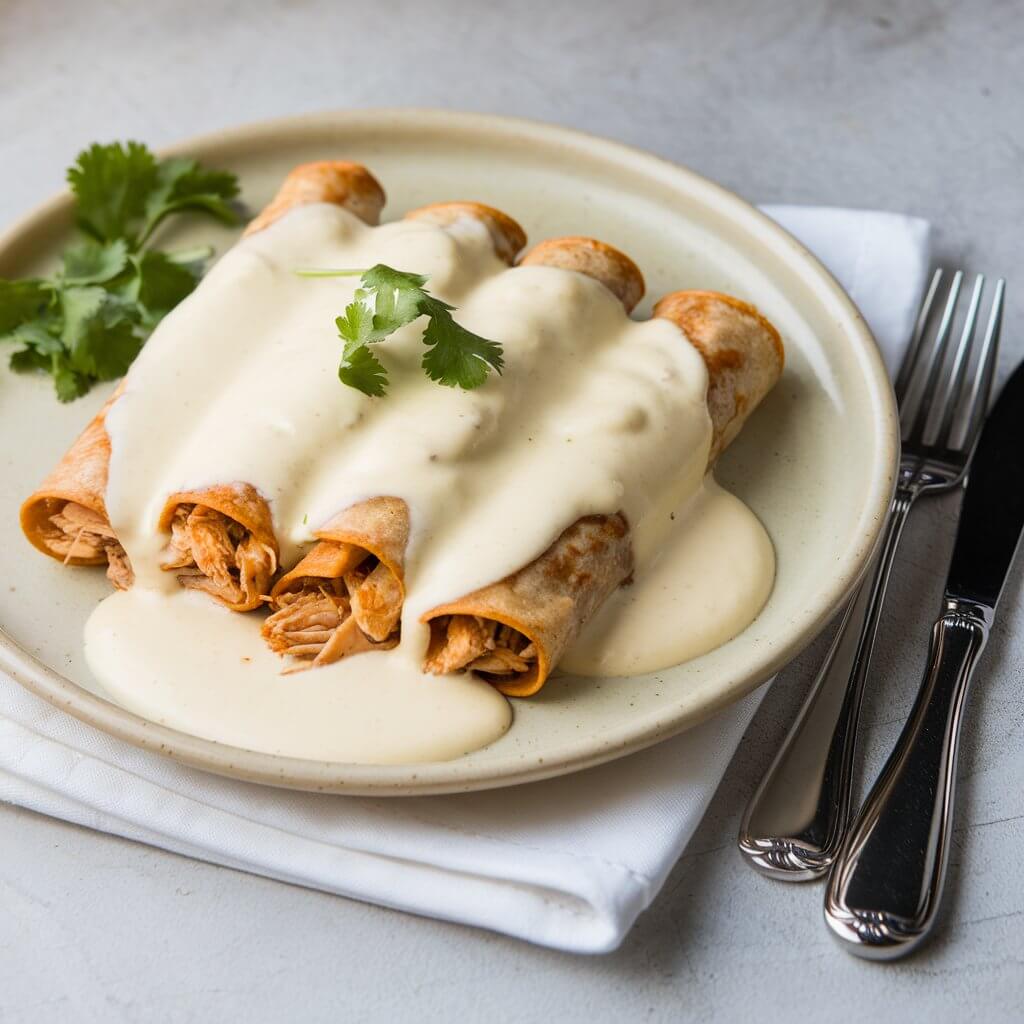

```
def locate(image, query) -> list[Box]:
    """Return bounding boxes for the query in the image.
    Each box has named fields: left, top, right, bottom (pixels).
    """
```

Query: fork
left=738, top=269, right=1004, bottom=880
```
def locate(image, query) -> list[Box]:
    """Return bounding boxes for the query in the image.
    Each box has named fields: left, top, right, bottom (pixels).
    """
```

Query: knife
left=824, top=355, right=1024, bottom=960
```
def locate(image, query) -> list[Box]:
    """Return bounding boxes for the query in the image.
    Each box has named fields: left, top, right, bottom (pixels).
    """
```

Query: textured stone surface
left=1, top=1, right=1022, bottom=1020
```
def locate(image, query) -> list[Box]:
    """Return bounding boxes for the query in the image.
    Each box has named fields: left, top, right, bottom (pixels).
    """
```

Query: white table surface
left=1, top=1, right=1022, bottom=1020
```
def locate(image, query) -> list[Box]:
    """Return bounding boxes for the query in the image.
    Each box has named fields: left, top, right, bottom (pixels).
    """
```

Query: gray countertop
left=1, top=1, right=1022, bottom=1020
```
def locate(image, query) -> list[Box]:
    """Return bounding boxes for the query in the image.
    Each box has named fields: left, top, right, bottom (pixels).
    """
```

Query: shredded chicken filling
left=261, top=551, right=402, bottom=670
left=161, top=504, right=276, bottom=607
left=424, top=616, right=537, bottom=677
left=47, top=502, right=134, bottom=590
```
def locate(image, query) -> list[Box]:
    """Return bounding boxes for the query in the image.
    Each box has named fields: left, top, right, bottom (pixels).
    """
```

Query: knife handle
left=824, top=598, right=990, bottom=959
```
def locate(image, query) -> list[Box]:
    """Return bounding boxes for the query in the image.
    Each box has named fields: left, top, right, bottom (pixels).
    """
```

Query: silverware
left=739, top=271, right=1004, bottom=880
left=826, top=325, right=1019, bottom=959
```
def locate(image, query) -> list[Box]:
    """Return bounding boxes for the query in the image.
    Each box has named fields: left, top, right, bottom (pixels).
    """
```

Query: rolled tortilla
left=20, top=161, right=387, bottom=597
left=423, top=514, right=633, bottom=697
left=422, top=241, right=783, bottom=696
left=404, top=201, right=527, bottom=264
left=244, top=161, right=386, bottom=235
left=262, top=497, right=409, bottom=668
left=260, top=201, right=526, bottom=668
left=653, top=290, right=785, bottom=462
left=19, top=384, right=133, bottom=589
left=158, top=483, right=279, bottom=612
left=518, top=236, right=645, bottom=313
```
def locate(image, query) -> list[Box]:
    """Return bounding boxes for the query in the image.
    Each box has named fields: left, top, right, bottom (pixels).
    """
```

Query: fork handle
left=824, top=598, right=990, bottom=958
left=738, top=491, right=914, bottom=879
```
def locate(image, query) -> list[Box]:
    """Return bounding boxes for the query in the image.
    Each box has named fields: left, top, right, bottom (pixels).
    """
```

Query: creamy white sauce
left=84, top=203, right=774, bottom=764
left=85, top=589, right=510, bottom=763
left=561, top=480, right=775, bottom=677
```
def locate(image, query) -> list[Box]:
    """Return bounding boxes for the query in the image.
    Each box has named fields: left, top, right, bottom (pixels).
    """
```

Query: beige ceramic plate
left=0, top=109, right=897, bottom=794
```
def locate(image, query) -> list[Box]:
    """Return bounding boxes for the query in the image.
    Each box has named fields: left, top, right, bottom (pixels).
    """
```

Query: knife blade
left=826, top=356, right=1024, bottom=960
left=946, top=357, right=1024, bottom=609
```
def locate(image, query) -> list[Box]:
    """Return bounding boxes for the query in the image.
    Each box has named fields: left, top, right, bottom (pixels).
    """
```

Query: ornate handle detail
left=824, top=600, right=990, bottom=959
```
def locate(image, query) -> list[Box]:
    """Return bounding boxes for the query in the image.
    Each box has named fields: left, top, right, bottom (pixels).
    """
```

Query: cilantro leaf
left=82, top=317, right=144, bottom=381
left=52, top=353, right=91, bottom=402
left=67, top=140, right=239, bottom=249
left=7, top=140, right=241, bottom=401
left=307, top=263, right=504, bottom=397
left=330, top=276, right=418, bottom=396
left=126, top=250, right=202, bottom=324
left=316, top=264, right=427, bottom=345
left=362, top=266, right=428, bottom=340
left=0, top=278, right=52, bottom=334
left=339, top=340, right=389, bottom=397
left=7, top=297, right=134, bottom=401
left=335, top=291, right=375, bottom=346
left=67, top=141, right=158, bottom=245
left=61, top=239, right=129, bottom=285
left=336, top=298, right=390, bottom=396
left=7, top=321, right=63, bottom=356
left=8, top=322, right=64, bottom=374
left=140, top=156, right=240, bottom=244
left=3, top=302, right=64, bottom=384
left=59, top=285, right=105, bottom=343
left=61, top=286, right=143, bottom=382
left=9, top=346, right=52, bottom=374
left=421, top=308, right=504, bottom=390
left=360, top=265, right=429, bottom=293
left=370, top=288, right=423, bottom=339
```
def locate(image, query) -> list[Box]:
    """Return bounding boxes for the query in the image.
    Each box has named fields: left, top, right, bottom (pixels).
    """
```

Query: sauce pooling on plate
left=83, top=203, right=774, bottom=763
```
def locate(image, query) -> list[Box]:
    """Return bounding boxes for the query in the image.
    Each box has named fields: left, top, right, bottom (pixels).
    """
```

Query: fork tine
left=895, top=267, right=943, bottom=404
left=956, top=277, right=1005, bottom=451
left=903, top=270, right=963, bottom=440
left=933, top=274, right=984, bottom=445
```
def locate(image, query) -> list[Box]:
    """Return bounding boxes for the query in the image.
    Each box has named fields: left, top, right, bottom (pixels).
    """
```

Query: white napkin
left=0, top=206, right=930, bottom=954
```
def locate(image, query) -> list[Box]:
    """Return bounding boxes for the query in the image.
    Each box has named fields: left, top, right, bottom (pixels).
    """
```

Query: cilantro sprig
left=297, top=264, right=504, bottom=397
left=0, top=142, right=241, bottom=401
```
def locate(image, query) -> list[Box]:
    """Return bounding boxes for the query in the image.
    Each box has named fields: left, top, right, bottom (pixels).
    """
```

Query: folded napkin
left=0, top=206, right=930, bottom=954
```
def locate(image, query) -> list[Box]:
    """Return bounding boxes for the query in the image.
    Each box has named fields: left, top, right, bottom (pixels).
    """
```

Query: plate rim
left=0, top=107, right=898, bottom=795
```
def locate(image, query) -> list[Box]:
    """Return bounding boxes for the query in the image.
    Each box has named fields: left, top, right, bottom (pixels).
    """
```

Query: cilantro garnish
left=1, top=142, right=241, bottom=401
left=298, top=264, right=504, bottom=397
